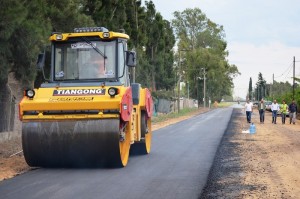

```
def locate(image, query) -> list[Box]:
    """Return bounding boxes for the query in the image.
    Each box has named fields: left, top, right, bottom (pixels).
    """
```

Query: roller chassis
left=19, top=27, right=153, bottom=167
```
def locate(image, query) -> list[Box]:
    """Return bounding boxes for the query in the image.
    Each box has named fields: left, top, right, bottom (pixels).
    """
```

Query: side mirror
left=36, top=53, right=45, bottom=70
left=126, top=51, right=136, bottom=67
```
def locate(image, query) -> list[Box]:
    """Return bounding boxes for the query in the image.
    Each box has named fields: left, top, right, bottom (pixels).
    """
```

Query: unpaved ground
left=1, top=107, right=300, bottom=199
left=0, top=137, right=29, bottom=181
left=201, top=109, right=300, bottom=199
left=238, top=111, right=300, bottom=198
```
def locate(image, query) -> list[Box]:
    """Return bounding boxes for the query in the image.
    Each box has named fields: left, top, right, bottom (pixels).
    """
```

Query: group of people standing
left=244, top=99, right=298, bottom=124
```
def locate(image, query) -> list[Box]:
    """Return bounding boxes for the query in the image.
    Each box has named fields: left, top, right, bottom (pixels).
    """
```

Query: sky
left=148, top=0, right=300, bottom=99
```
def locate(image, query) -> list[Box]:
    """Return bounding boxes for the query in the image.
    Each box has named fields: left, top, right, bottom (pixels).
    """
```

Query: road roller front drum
left=22, top=119, right=131, bottom=168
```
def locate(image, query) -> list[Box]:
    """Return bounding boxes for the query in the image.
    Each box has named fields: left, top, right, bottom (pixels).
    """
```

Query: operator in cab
left=81, top=51, right=107, bottom=79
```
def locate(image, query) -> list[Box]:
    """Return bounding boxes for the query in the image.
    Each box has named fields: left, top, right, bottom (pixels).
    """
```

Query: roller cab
left=19, top=27, right=153, bottom=167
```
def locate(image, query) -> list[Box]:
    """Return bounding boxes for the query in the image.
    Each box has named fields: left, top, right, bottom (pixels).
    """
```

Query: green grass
left=151, top=102, right=235, bottom=124
left=151, top=107, right=199, bottom=124
left=217, top=102, right=235, bottom=108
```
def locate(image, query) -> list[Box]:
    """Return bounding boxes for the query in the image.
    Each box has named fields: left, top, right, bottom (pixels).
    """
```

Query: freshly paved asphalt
left=0, top=107, right=233, bottom=199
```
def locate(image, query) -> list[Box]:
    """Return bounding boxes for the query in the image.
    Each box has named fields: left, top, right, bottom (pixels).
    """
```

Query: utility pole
left=197, top=77, right=200, bottom=108
left=177, top=49, right=190, bottom=112
left=133, top=1, right=139, bottom=83
left=177, top=51, right=181, bottom=113
left=293, top=56, right=295, bottom=100
left=203, top=67, right=206, bottom=108
left=187, top=81, right=189, bottom=100
left=273, top=73, right=274, bottom=98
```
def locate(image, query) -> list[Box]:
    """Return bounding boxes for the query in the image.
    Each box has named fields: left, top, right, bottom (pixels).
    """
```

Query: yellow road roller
left=19, top=27, right=153, bottom=167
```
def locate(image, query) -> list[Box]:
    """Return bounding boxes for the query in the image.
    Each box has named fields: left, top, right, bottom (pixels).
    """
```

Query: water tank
left=249, top=123, right=256, bottom=134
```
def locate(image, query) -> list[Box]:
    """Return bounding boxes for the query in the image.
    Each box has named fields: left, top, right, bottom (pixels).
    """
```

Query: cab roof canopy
left=50, top=27, right=129, bottom=41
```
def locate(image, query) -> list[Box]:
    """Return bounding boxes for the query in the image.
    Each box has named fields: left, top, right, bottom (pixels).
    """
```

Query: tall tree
left=0, top=0, right=28, bottom=131
left=0, top=0, right=95, bottom=131
left=134, top=1, right=176, bottom=91
left=11, top=0, right=52, bottom=87
left=0, top=0, right=27, bottom=83
left=172, top=8, right=239, bottom=102
left=81, top=0, right=176, bottom=91
left=271, top=81, right=292, bottom=99
left=248, top=77, right=252, bottom=100
left=47, top=0, right=95, bottom=33
left=255, top=72, right=266, bottom=101
left=82, top=0, right=126, bottom=31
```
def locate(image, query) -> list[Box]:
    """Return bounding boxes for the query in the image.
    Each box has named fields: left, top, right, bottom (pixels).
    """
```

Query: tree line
left=248, top=72, right=299, bottom=105
left=0, top=0, right=240, bottom=130
left=0, top=0, right=177, bottom=92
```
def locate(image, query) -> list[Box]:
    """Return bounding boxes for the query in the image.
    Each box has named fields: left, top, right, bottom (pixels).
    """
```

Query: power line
left=274, top=62, right=293, bottom=79
left=283, top=64, right=293, bottom=80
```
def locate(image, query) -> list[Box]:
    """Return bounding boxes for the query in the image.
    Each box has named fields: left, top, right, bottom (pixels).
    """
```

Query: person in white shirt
left=244, top=100, right=253, bottom=123
left=271, top=99, right=280, bottom=124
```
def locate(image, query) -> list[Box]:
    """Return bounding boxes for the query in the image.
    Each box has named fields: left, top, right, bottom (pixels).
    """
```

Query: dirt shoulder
left=0, top=136, right=30, bottom=181
left=239, top=110, right=300, bottom=198
left=201, top=108, right=300, bottom=198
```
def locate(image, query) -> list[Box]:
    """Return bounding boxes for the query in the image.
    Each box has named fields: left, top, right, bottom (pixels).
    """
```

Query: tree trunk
left=0, top=79, right=9, bottom=132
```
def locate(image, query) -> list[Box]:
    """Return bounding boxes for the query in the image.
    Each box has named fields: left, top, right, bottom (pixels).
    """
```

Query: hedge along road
left=0, top=108, right=233, bottom=199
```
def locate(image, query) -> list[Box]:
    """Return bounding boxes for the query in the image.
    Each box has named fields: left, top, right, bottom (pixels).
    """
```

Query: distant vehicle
left=252, top=101, right=259, bottom=108
left=265, top=101, right=272, bottom=111
left=264, top=102, right=289, bottom=116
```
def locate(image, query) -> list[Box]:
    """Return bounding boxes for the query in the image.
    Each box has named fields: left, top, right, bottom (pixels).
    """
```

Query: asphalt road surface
left=0, top=108, right=233, bottom=199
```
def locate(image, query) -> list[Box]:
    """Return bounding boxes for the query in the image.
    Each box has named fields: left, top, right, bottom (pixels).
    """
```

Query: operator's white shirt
left=245, top=102, right=253, bottom=112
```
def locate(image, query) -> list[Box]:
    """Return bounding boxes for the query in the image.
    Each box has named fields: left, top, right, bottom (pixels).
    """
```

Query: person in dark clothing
left=289, top=100, right=298, bottom=124
left=258, top=99, right=266, bottom=123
